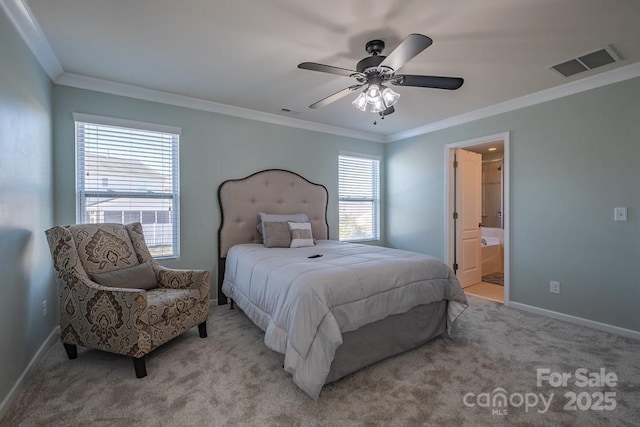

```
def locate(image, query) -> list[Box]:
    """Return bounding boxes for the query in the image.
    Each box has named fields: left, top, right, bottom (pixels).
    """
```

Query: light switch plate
left=614, top=207, right=627, bottom=222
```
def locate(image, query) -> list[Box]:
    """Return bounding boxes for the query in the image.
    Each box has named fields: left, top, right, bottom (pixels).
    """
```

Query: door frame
left=444, top=131, right=511, bottom=305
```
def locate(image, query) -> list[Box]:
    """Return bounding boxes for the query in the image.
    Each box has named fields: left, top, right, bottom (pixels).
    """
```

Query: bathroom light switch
left=614, top=207, right=627, bottom=222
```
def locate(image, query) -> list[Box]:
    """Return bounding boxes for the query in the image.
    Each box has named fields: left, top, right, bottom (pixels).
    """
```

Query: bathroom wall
left=482, top=160, right=502, bottom=228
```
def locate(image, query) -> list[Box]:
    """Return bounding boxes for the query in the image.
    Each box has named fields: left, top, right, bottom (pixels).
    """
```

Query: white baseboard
left=2, top=301, right=632, bottom=422
left=510, top=302, right=640, bottom=341
left=0, top=326, right=60, bottom=420
left=1, top=301, right=224, bottom=420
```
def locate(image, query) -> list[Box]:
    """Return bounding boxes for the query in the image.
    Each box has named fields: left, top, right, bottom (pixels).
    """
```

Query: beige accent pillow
left=91, top=262, right=158, bottom=290
left=258, top=212, right=309, bottom=240
left=289, top=222, right=315, bottom=248
left=263, top=221, right=292, bottom=248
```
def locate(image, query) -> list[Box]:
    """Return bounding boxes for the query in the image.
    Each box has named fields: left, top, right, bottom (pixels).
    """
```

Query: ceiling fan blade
left=380, top=34, right=433, bottom=71
left=393, top=75, right=464, bottom=90
left=309, top=85, right=364, bottom=109
left=298, top=62, right=360, bottom=78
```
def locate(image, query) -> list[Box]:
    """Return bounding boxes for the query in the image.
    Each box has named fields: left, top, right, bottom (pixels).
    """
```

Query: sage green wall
left=386, top=77, right=640, bottom=331
left=52, top=86, right=384, bottom=276
left=0, top=9, right=55, bottom=411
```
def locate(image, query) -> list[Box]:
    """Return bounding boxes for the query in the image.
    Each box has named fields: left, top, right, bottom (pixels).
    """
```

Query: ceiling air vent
left=280, top=108, right=301, bottom=115
left=549, top=45, right=620, bottom=78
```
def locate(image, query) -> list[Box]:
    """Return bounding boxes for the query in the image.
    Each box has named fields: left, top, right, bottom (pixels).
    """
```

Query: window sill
left=154, top=255, right=179, bottom=261
left=341, top=238, right=380, bottom=244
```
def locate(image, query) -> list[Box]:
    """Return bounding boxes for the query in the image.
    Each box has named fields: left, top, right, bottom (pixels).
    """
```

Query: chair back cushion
left=68, top=223, right=140, bottom=275
left=90, top=262, right=158, bottom=290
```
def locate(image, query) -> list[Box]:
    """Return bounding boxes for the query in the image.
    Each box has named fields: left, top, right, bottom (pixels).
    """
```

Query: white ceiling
left=19, top=0, right=640, bottom=140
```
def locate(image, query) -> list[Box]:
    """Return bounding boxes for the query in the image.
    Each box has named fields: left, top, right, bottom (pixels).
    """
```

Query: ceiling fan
left=298, top=34, right=464, bottom=118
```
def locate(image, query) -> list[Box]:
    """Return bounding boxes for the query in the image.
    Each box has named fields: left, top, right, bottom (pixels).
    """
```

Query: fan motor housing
left=356, top=55, right=387, bottom=73
left=365, top=39, right=385, bottom=55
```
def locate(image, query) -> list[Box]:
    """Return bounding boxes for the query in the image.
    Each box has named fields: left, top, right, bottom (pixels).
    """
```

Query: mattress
left=222, top=240, right=468, bottom=399
left=325, top=299, right=448, bottom=384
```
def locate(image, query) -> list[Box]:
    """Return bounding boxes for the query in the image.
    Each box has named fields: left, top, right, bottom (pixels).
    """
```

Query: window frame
left=338, top=152, right=381, bottom=242
left=74, top=113, right=181, bottom=259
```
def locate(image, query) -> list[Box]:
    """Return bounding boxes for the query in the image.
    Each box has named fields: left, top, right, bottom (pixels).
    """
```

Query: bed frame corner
left=217, top=258, right=227, bottom=305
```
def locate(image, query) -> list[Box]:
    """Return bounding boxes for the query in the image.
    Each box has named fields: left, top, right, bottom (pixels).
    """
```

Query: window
left=338, top=153, right=380, bottom=241
left=75, top=113, right=180, bottom=258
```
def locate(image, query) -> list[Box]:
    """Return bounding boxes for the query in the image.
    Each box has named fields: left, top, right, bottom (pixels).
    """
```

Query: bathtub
left=481, top=235, right=503, bottom=275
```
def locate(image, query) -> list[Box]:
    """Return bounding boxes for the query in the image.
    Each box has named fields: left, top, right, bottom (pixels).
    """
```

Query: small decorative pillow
left=289, top=221, right=315, bottom=248
left=90, top=262, right=158, bottom=290
left=258, top=212, right=309, bottom=242
left=263, top=221, right=291, bottom=248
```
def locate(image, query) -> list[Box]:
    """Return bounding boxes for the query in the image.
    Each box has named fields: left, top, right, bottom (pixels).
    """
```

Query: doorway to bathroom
left=445, top=132, right=510, bottom=305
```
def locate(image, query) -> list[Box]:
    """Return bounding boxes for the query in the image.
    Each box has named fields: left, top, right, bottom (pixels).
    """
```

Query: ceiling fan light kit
left=352, top=83, right=400, bottom=113
left=298, top=33, right=464, bottom=118
left=382, top=86, right=400, bottom=106
left=352, top=92, right=367, bottom=111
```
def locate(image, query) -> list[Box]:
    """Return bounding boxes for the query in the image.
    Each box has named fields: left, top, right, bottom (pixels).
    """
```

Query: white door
left=455, top=149, right=482, bottom=288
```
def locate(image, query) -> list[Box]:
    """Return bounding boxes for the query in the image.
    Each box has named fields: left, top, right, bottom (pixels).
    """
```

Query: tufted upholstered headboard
left=216, top=169, right=329, bottom=304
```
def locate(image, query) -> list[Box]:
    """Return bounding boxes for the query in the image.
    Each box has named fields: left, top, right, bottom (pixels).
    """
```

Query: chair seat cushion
left=90, top=262, right=158, bottom=290
left=145, top=288, right=200, bottom=325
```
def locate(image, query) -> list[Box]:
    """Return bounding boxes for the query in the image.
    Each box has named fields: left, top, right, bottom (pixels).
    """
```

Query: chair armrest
left=54, top=271, right=149, bottom=353
left=154, top=265, right=210, bottom=301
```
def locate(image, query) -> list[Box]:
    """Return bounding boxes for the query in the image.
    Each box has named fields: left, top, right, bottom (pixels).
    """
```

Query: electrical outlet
left=42, top=300, right=47, bottom=317
left=614, top=207, right=627, bottom=222
left=550, top=281, right=561, bottom=294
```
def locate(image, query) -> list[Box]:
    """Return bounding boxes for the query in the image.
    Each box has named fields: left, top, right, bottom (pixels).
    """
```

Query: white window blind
left=339, top=154, right=380, bottom=241
left=75, top=114, right=180, bottom=258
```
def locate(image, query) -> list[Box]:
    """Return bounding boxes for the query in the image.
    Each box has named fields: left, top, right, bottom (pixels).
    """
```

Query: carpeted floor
left=2, top=296, right=639, bottom=426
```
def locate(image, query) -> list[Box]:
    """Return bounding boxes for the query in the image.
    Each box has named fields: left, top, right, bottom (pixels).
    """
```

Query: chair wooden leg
left=133, top=356, right=147, bottom=378
left=198, top=321, right=207, bottom=338
left=230, top=299, right=235, bottom=310
left=63, top=343, right=77, bottom=359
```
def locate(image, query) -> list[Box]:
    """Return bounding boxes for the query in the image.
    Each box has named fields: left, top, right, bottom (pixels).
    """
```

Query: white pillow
left=289, top=221, right=315, bottom=248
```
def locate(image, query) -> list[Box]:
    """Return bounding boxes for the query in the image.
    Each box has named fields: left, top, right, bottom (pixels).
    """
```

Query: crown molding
left=1, top=0, right=382, bottom=142
left=0, top=0, right=63, bottom=80
left=55, top=73, right=385, bottom=143
left=56, top=61, right=640, bottom=145
left=5, top=0, right=639, bottom=144
left=386, top=61, right=640, bottom=142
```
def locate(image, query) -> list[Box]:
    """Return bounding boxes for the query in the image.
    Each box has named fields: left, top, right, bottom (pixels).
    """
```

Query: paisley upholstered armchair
left=45, top=222, right=210, bottom=378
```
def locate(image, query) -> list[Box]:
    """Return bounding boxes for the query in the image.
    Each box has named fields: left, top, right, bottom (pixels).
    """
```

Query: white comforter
left=222, top=240, right=468, bottom=399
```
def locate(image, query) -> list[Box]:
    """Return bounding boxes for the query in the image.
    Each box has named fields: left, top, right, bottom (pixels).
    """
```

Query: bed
left=217, top=169, right=468, bottom=399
